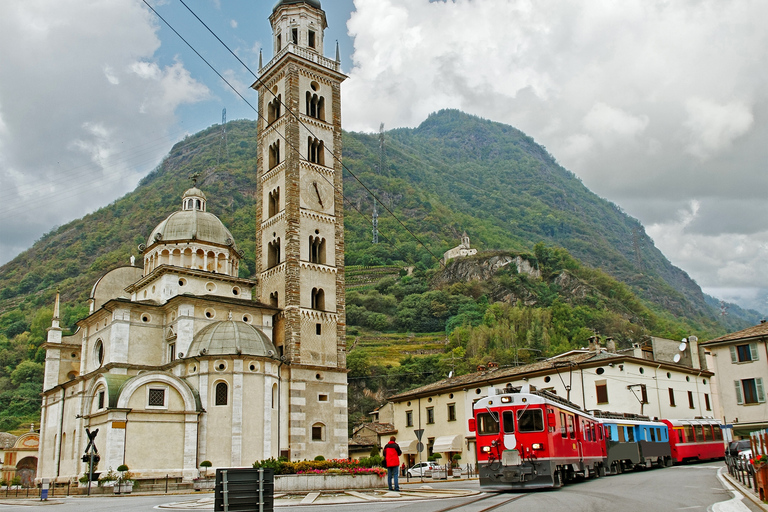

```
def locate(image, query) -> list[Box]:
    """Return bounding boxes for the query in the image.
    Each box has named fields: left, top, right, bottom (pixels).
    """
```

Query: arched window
left=306, top=92, right=325, bottom=121
left=311, top=288, right=325, bottom=311
left=311, top=422, right=325, bottom=441
left=272, top=383, right=278, bottom=409
left=269, top=140, right=280, bottom=169
left=267, top=95, right=282, bottom=124
left=269, top=292, right=279, bottom=307
left=215, top=382, right=228, bottom=406
left=269, top=187, right=280, bottom=217
left=309, top=236, right=326, bottom=264
left=307, top=137, right=324, bottom=166
left=268, top=238, right=281, bottom=268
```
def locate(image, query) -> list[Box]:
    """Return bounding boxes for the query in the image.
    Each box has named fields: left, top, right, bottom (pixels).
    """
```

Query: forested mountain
left=0, top=109, right=759, bottom=431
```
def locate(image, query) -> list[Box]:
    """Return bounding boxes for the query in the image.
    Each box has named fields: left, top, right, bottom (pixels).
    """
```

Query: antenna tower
left=218, top=108, right=229, bottom=164
left=372, top=122, right=385, bottom=244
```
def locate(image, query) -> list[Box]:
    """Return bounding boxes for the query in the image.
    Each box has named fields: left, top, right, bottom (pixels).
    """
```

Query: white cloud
left=0, top=0, right=210, bottom=265
left=230, top=19, right=238, bottom=29
left=683, top=97, right=754, bottom=159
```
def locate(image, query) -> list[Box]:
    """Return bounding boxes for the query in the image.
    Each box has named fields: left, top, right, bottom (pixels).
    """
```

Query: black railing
left=726, top=454, right=757, bottom=493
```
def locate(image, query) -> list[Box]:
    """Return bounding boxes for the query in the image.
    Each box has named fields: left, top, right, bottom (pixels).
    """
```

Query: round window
left=544, top=376, right=551, bottom=383
left=205, top=309, right=215, bottom=319
left=639, top=367, right=645, bottom=374
left=232, top=287, right=240, bottom=296
left=206, top=282, right=216, bottom=292
left=596, top=367, right=605, bottom=375
left=242, top=314, right=252, bottom=323
left=215, top=361, right=227, bottom=372
left=141, top=314, right=151, bottom=323
left=179, top=278, right=187, bottom=287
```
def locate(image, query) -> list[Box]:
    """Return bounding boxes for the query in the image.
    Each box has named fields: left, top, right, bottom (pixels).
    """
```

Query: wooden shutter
left=757, top=378, right=766, bottom=403
left=735, top=380, right=744, bottom=404
left=750, top=342, right=759, bottom=361
left=730, top=346, right=738, bottom=363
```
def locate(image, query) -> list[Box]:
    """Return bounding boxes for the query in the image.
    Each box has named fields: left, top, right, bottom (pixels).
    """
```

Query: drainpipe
left=654, top=365, right=662, bottom=419
left=579, top=366, right=586, bottom=409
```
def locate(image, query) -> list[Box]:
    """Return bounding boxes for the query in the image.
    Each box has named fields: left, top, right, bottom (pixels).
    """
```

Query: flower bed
left=254, top=458, right=386, bottom=491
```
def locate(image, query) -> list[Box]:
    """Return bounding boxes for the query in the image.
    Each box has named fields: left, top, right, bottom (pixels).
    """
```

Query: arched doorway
left=15, top=456, right=37, bottom=487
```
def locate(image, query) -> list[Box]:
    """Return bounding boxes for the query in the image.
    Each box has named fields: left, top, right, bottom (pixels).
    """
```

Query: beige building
left=385, top=338, right=715, bottom=467
left=701, top=322, right=768, bottom=437
left=38, top=0, right=348, bottom=484
left=442, top=232, right=477, bottom=264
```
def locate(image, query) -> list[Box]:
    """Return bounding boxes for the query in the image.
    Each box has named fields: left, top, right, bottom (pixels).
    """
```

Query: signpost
left=80, top=428, right=99, bottom=496
left=414, top=429, right=425, bottom=479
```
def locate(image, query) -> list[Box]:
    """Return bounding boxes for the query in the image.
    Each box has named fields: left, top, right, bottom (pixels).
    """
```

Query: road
left=0, top=464, right=760, bottom=511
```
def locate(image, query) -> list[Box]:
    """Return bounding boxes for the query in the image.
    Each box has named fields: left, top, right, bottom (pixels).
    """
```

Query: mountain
left=0, top=110, right=758, bottom=332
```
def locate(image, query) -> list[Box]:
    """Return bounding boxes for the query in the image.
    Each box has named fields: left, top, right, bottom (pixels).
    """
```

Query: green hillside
left=0, top=110, right=760, bottom=430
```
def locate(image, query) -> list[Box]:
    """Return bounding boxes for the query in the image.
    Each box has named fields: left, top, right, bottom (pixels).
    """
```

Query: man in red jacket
left=382, top=436, right=402, bottom=491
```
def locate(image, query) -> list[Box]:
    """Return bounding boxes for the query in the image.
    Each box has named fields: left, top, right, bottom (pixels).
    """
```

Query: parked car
left=727, top=440, right=751, bottom=457
left=407, top=461, right=440, bottom=478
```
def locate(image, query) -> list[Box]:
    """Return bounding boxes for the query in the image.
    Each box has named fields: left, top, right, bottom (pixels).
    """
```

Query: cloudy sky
left=1, top=0, right=767, bottom=313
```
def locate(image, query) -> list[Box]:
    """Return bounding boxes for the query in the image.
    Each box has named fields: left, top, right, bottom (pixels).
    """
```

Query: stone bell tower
left=252, top=0, right=347, bottom=460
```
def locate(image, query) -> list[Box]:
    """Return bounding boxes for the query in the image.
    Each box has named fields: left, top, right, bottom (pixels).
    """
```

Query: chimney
left=606, top=337, right=616, bottom=353
left=477, top=365, right=486, bottom=372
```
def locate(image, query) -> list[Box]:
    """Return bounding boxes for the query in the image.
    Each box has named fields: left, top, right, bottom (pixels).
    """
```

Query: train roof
left=474, top=385, right=589, bottom=418
left=661, top=418, right=723, bottom=427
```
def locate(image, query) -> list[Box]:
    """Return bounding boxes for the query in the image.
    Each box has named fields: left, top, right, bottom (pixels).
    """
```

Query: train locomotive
left=469, top=384, right=724, bottom=490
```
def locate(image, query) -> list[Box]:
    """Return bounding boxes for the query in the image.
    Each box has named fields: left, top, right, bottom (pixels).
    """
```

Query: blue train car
left=594, top=411, right=672, bottom=473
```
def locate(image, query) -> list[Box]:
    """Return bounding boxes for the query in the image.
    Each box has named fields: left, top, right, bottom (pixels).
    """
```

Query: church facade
left=37, top=0, right=347, bottom=483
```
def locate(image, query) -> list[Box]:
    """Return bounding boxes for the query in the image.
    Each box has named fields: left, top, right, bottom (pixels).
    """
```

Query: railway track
left=430, top=492, right=527, bottom=512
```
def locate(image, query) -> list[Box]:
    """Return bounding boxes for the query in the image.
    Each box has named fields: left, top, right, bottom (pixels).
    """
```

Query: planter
left=431, top=469, right=448, bottom=480
left=114, top=483, right=133, bottom=494
left=755, top=464, right=768, bottom=501
left=193, top=478, right=216, bottom=491
left=274, top=473, right=384, bottom=492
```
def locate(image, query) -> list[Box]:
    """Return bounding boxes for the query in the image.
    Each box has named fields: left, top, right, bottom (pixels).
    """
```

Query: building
left=252, top=0, right=348, bottom=460
left=442, top=232, right=477, bottom=264
left=1, top=429, right=39, bottom=487
left=384, top=338, right=715, bottom=468
left=348, top=422, right=396, bottom=460
left=38, top=0, right=347, bottom=484
left=700, top=322, right=768, bottom=437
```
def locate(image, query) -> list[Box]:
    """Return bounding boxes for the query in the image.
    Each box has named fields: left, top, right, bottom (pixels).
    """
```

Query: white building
left=38, top=0, right=349, bottom=484
left=701, top=322, right=768, bottom=437
left=385, top=339, right=715, bottom=468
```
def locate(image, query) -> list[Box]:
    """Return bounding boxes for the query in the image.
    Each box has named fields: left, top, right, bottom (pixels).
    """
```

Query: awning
left=401, top=439, right=419, bottom=454
left=432, top=435, right=463, bottom=453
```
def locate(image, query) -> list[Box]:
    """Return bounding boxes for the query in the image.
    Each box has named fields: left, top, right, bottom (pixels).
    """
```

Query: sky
left=1, top=0, right=767, bottom=313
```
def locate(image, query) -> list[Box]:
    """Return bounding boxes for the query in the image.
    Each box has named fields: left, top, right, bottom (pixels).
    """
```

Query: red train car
left=469, top=385, right=606, bottom=490
left=662, top=419, right=725, bottom=463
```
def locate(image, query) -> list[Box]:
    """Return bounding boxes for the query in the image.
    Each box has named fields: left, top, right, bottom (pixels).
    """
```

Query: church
left=38, top=0, right=347, bottom=483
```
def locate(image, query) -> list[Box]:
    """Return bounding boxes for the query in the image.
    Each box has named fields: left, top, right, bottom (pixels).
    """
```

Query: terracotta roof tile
left=702, top=322, right=768, bottom=345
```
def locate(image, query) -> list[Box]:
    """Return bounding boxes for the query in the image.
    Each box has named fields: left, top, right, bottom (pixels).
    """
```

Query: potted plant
left=429, top=454, right=446, bottom=480
left=194, top=461, right=215, bottom=490
left=115, top=465, right=134, bottom=494
left=451, top=454, right=462, bottom=477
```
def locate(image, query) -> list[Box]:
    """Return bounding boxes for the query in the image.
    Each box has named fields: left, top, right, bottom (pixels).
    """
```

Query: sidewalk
left=721, top=467, right=768, bottom=512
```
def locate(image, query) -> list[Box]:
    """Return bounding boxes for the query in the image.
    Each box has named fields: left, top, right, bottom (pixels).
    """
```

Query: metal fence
left=726, top=454, right=757, bottom=493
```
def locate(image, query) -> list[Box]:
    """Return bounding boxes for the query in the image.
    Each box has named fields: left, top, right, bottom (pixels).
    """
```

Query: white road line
left=710, top=467, right=753, bottom=512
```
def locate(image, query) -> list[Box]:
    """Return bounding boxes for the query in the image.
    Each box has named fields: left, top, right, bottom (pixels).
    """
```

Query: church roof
left=273, top=0, right=322, bottom=12
left=149, top=210, right=236, bottom=248
left=188, top=320, right=278, bottom=358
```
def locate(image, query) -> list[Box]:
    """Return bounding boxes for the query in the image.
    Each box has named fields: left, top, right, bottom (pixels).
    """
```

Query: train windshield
left=502, top=411, right=515, bottom=434
left=517, top=409, right=544, bottom=432
left=477, top=412, right=500, bottom=434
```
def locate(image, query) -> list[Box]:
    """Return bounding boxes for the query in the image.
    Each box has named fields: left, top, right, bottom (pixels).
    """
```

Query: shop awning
left=432, top=435, right=463, bottom=453
left=401, top=439, right=419, bottom=454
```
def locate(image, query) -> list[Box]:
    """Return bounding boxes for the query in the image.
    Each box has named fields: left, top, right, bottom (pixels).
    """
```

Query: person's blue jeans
left=387, top=466, right=399, bottom=491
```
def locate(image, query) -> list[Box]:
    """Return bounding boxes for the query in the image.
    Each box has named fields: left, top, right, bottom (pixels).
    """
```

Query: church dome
left=148, top=187, right=236, bottom=249
left=188, top=321, right=278, bottom=358
left=273, top=0, right=321, bottom=12
left=149, top=211, right=236, bottom=247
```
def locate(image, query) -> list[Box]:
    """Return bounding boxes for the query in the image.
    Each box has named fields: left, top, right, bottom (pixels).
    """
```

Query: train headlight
left=531, top=443, right=543, bottom=450
left=482, top=446, right=491, bottom=453
left=501, top=396, right=511, bottom=403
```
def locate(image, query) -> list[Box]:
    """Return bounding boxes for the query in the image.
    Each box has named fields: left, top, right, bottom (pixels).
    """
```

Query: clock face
left=301, top=172, right=333, bottom=212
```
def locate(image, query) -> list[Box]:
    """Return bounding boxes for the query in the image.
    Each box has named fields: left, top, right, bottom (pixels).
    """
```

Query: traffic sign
left=417, top=442, right=424, bottom=453
left=414, top=429, right=424, bottom=441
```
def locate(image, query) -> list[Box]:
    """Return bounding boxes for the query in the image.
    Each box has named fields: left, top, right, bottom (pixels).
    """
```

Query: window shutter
left=750, top=342, right=759, bottom=361
left=757, top=378, right=766, bottom=403
left=735, top=380, right=744, bottom=404
left=730, top=346, right=738, bottom=363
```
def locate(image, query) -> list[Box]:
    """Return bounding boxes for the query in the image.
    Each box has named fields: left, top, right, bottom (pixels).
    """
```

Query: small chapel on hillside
left=38, top=0, right=348, bottom=483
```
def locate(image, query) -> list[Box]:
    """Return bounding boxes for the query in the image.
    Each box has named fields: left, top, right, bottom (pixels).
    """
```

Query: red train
left=469, top=385, right=724, bottom=490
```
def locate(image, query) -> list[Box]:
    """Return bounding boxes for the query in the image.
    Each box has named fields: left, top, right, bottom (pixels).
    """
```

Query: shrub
left=314, top=455, right=325, bottom=461
left=117, top=464, right=129, bottom=472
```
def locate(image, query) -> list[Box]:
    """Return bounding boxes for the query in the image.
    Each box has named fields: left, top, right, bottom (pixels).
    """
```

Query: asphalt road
left=0, top=463, right=759, bottom=512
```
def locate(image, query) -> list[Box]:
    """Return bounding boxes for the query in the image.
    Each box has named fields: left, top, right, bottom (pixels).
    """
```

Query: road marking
left=711, top=467, right=754, bottom=512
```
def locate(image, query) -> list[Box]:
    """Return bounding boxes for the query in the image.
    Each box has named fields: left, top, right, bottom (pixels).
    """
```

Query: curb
left=720, top=467, right=768, bottom=511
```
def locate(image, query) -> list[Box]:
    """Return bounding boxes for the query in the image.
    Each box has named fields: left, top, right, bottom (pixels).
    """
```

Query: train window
left=592, top=424, right=598, bottom=441
left=713, top=425, right=723, bottom=441
left=626, top=426, right=635, bottom=442
left=477, top=412, right=500, bottom=434
left=650, top=428, right=656, bottom=442
left=517, top=409, right=544, bottom=432
left=694, top=425, right=704, bottom=441
left=568, top=415, right=575, bottom=439
left=502, top=411, right=515, bottom=434
left=560, top=413, right=568, bottom=438
left=618, top=426, right=625, bottom=442
left=699, top=425, right=708, bottom=441
left=684, top=425, right=694, bottom=441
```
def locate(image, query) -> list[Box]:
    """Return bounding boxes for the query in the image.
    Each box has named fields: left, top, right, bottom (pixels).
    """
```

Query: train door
left=502, top=410, right=516, bottom=450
